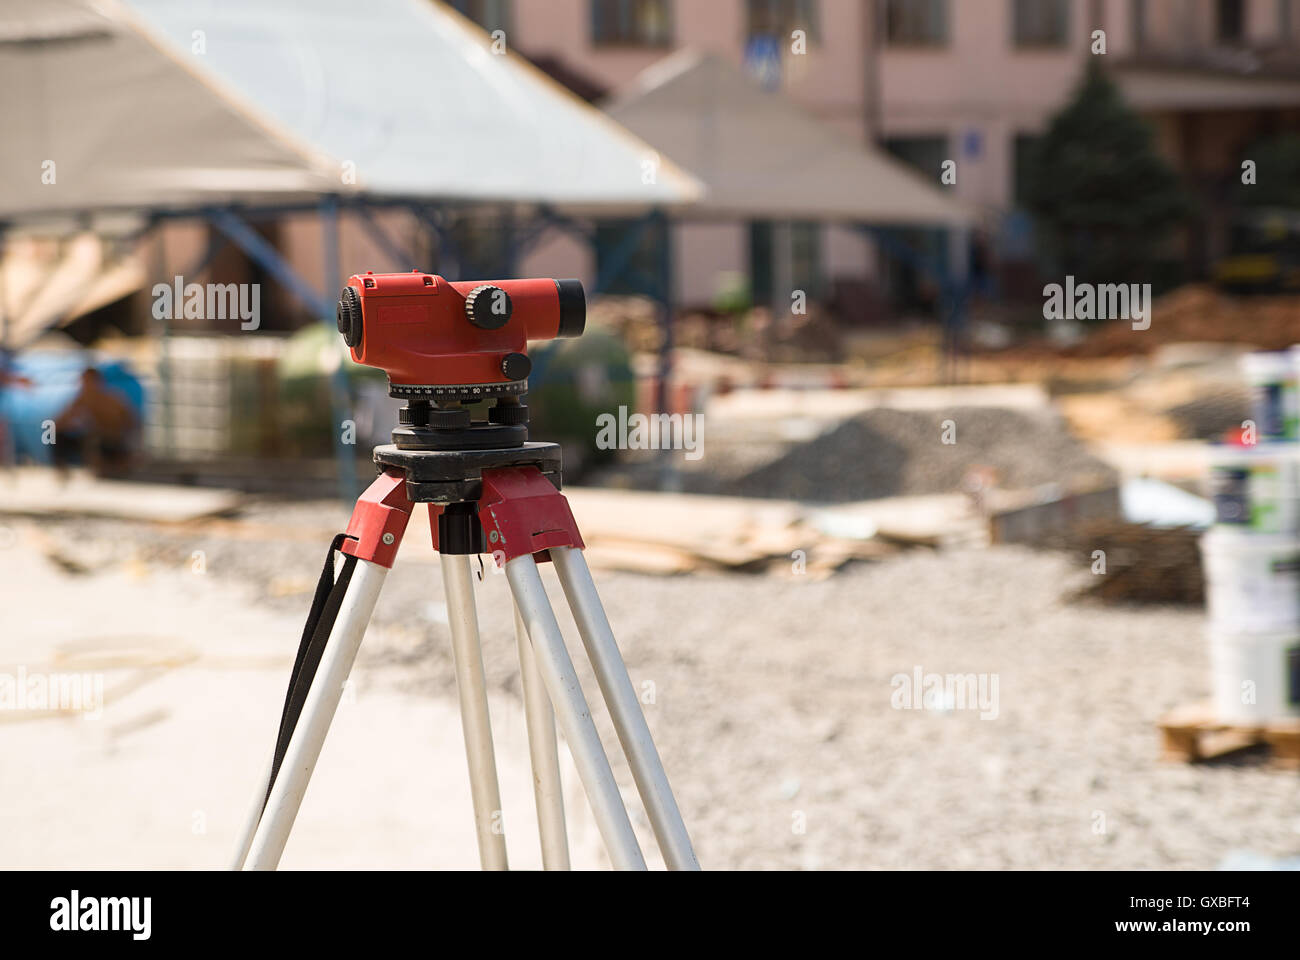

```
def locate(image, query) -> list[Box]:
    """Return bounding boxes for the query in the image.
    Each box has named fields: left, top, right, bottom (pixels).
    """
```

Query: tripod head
left=336, top=271, right=586, bottom=450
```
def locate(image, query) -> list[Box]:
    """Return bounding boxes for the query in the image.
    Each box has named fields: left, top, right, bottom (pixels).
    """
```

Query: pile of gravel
left=677, top=406, right=1118, bottom=503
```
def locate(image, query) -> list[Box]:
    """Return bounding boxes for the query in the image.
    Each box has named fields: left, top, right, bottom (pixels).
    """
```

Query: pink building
left=160, top=1, right=1300, bottom=325
left=454, top=0, right=1300, bottom=302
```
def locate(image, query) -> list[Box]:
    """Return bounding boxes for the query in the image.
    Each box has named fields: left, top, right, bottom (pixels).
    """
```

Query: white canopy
left=604, top=50, right=973, bottom=227
left=0, top=0, right=341, bottom=220
left=0, top=0, right=702, bottom=223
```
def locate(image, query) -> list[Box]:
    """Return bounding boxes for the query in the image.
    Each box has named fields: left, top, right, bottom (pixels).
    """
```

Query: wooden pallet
left=1158, top=702, right=1300, bottom=769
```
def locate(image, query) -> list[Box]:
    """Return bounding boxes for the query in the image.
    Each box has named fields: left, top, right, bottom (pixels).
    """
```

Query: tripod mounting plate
left=373, top=442, right=562, bottom=505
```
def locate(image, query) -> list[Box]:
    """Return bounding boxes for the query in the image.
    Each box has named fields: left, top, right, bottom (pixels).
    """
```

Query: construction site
left=3, top=0, right=1300, bottom=886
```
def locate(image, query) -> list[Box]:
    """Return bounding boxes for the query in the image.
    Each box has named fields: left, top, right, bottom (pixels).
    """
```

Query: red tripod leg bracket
left=477, top=466, right=584, bottom=565
left=340, top=469, right=414, bottom=568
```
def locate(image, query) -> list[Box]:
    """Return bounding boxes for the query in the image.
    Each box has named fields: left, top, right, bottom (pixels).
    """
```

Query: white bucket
left=1201, top=529, right=1300, bottom=632
left=1242, top=351, right=1299, bottom=441
left=1208, top=627, right=1300, bottom=724
left=1206, top=442, right=1300, bottom=534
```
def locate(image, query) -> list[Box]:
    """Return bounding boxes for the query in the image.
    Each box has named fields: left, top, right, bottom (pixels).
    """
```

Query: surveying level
left=231, top=272, right=699, bottom=871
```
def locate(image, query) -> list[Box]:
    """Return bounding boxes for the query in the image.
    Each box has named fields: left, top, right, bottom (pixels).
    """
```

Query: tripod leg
left=440, top=553, right=509, bottom=870
left=230, top=746, right=274, bottom=869
left=513, top=603, right=570, bottom=869
left=550, top=546, right=700, bottom=871
left=505, top=554, right=646, bottom=870
left=244, top=559, right=389, bottom=869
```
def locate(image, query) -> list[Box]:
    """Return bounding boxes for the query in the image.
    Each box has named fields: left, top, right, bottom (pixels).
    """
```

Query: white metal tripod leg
left=550, top=546, right=701, bottom=871
left=505, top=555, right=647, bottom=870
left=441, top=553, right=509, bottom=870
left=244, top=559, right=388, bottom=870
left=513, top=603, right=570, bottom=869
left=230, top=746, right=273, bottom=869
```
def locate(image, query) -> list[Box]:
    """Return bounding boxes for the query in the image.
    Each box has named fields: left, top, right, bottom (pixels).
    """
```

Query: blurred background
left=3, top=0, right=1300, bottom=871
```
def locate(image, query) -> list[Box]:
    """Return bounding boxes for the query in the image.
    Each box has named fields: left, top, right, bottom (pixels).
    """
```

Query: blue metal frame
left=532, top=205, right=674, bottom=409
left=354, top=204, right=424, bottom=274
left=3, top=194, right=678, bottom=497
left=860, top=224, right=970, bottom=383
left=317, top=196, right=357, bottom=501
left=206, top=199, right=358, bottom=501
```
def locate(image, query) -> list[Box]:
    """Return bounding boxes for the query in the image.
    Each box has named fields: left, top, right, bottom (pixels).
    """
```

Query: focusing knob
left=336, top=286, right=363, bottom=348
left=465, top=285, right=512, bottom=330
left=501, top=353, right=531, bottom=381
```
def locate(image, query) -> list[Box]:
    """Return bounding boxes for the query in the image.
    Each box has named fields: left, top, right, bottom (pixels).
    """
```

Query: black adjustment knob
left=501, top=352, right=531, bottom=381
left=465, top=285, right=512, bottom=330
left=428, top=407, right=472, bottom=431
left=488, top=399, right=530, bottom=426
left=337, top=286, right=363, bottom=347
left=398, top=401, right=431, bottom=426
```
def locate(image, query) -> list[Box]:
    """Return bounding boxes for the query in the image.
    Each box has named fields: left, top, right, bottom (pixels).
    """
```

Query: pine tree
left=1235, top=133, right=1300, bottom=209
left=1024, top=62, right=1190, bottom=290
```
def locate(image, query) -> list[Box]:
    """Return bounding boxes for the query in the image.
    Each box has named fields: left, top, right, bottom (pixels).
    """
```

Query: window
left=746, top=0, right=820, bottom=45
left=446, top=0, right=511, bottom=34
left=750, top=221, right=823, bottom=306
left=1012, top=0, right=1070, bottom=47
left=1130, top=0, right=1147, bottom=49
left=884, top=0, right=949, bottom=46
left=884, top=135, right=949, bottom=180
left=1217, top=0, right=1245, bottom=41
left=1012, top=133, right=1042, bottom=208
left=591, top=0, right=672, bottom=46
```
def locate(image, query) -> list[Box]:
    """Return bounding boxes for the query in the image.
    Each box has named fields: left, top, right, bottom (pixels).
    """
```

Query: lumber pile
left=563, top=487, right=894, bottom=579
left=1049, top=519, right=1204, bottom=605
left=1072, top=285, right=1300, bottom=357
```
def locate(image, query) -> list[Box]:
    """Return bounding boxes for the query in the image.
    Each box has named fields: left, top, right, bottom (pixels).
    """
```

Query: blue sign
left=744, top=34, right=782, bottom=91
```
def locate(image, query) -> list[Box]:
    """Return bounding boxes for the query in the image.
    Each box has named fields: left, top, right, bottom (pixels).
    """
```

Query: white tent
left=0, top=0, right=340, bottom=220
left=604, top=50, right=972, bottom=227
left=0, top=0, right=703, bottom=223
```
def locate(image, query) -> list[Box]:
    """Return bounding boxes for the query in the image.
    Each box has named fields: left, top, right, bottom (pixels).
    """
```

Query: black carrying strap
left=262, top=534, right=359, bottom=811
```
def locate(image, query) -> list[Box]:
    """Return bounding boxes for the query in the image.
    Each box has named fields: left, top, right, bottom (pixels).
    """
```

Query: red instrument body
left=343, top=271, right=569, bottom=387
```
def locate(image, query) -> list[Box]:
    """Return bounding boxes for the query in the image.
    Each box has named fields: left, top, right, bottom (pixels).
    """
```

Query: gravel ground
left=26, top=508, right=1300, bottom=869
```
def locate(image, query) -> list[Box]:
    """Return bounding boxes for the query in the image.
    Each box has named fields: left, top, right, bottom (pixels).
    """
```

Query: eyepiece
left=554, top=279, right=586, bottom=339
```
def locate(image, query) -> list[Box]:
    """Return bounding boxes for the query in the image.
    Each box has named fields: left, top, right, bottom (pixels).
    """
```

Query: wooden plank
left=1261, top=721, right=1300, bottom=770
left=582, top=541, right=701, bottom=575
left=564, top=486, right=803, bottom=555
left=1158, top=701, right=1300, bottom=766
left=0, top=467, right=240, bottom=523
